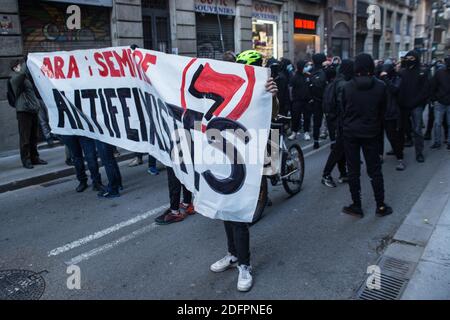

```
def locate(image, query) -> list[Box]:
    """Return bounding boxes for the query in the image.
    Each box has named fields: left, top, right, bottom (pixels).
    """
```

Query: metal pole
left=215, top=0, right=225, bottom=53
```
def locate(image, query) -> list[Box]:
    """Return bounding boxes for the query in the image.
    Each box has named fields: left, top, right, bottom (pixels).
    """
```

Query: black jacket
left=308, top=67, right=327, bottom=103
left=290, top=72, right=311, bottom=103
left=342, top=76, right=387, bottom=139
left=430, top=68, right=450, bottom=105
left=324, top=74, right=348, bottom=138
left=381, top=74, right=402, bottom=121
left=8, top=63, right=40, bottom=113
left=275, top=72, right=291, bottom=115
left=398, top=67, right=430, bottom=110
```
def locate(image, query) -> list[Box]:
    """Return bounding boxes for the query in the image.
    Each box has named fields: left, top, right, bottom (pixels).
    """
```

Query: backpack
left=322, top=81, right=337, bottom=115
left=7, top=80, right=16, bottom=108
left=308, top=69, right=327, bottom=101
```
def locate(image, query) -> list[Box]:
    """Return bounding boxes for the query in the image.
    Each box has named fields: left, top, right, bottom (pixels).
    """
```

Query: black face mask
left=405, top=59, right=416, bottom=69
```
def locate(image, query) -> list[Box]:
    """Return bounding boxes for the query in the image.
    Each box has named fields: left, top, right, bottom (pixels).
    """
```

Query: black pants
left=304, top=100, right=323, bottom=141
left=344, top=136, right=385, bottom=207
left=323, top=133, right=346, bottom=177
left=385, top=120, right=404, bottom=160
left=224, top=221, right=250, bottom=266
left=17, top=112, right=40, bottom=164
left=291, top=100, right=304, bottom=132
left=167, top=167, right=192, bottom=211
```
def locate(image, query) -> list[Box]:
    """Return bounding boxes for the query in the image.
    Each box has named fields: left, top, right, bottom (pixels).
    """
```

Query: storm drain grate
left=0, top=270, right=47, bottom=300
left=378, top=256, right=416, bottom=279
left=355, top=256, right=416, bottom=300
left=357, top=273, right=409, bottom=300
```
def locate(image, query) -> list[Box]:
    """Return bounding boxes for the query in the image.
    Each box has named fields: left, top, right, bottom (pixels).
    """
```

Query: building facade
left=356, top=0, right=418, bottom=60
left=2, top=0, right=435, bottom=153
left=1, top=0, right=332, bottom=153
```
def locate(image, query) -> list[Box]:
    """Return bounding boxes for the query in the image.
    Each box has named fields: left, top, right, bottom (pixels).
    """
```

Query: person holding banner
left=209, top=50, right=279, bottom=292
left=96, top=141, right=123, bottom=198
left=154, top=168, right=194, bottom=225
left=59, top=135, right=104, bottom=193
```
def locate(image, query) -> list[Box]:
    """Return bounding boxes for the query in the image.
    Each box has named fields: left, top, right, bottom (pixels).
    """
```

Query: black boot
left=376, top=204, right=393, bottom=217
left=23, top=159, right=34, bottom=169
left=92, top=181, right=104, bottom=192
left=416, top=153, right=425, bottom=163
left=76, top=181, right=88, bottom=193
left=342, top=203, right=364, bottom=218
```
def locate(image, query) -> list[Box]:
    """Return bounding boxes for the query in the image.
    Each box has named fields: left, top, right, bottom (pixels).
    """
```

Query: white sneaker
left=304, top=132, right=311, bottom=141
left=288, top=132, right=297, bottom=141
left=210, top=253, right=238, bottom=273
left=237, top=265, right=253, bottom=292
left=128, top=157, right=143, bottom=167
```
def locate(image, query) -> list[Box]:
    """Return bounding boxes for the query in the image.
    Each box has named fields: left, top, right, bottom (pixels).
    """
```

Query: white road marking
left=48, top=204, right=168, bottom=257
left=65, top=223, right=159, bottom=265
left=303, top=142, right=331, bottom=158
left=58, top=141, right=330, bottom=264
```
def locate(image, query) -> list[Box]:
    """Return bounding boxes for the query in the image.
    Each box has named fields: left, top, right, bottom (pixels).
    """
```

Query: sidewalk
left=385, top=151, right=450, bottom=299
left=401, top=191, right=450, bottom=299
left=0, top=144, right=135, bottom=194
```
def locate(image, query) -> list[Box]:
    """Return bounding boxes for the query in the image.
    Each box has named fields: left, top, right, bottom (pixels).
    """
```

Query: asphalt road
left=0, top=137, right=447, bottom=299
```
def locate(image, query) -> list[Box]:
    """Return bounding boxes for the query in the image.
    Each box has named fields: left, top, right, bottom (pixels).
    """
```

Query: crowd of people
left=6, top=47, right=450, bottom=293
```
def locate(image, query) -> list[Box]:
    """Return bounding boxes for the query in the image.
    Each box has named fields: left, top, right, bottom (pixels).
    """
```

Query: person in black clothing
left=275, top=58, right=292, bottom=116
left=379, top=62, right=406, bottom=170
left=341, top=53, right=393, bottom=218
left=154, top=167, right=195, bottom=225
left=305, top=53, right=328, bottom=149
left=430, top=55, right=450, bottom=150
left=288, top=60, right=313, bottom=140
left=321, top=59, right=354, bottom=187
left=397, top=50, right=431, bottom=162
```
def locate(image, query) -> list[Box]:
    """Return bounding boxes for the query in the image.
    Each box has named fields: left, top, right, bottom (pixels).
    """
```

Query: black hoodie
left=380, top=63, right=402, bottom=121
left=342, top=76, right=387, bottom=138
left=398, top=50, right=430, bottom=109
left=290, top=60, right=312, bottom=103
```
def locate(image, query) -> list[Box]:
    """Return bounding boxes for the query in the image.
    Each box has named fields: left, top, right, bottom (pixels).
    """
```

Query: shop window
left=253, top=20, right=277, bottom=60
left=19, top=0, right=111, bottom=54
left=196, top=13, right=235, bottom=60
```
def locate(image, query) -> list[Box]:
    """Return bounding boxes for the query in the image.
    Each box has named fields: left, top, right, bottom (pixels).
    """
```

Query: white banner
left=27, top=47, right=272, bottom=222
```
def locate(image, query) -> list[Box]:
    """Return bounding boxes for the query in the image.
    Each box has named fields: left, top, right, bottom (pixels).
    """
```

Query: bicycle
left=252, top=115, right=305, bottom=224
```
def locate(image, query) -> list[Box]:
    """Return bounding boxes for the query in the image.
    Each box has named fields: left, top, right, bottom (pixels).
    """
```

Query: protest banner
left=27, top=46, right=273, bottom=222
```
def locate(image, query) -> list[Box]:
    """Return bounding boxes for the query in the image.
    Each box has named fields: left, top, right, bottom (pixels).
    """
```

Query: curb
left=0, top=152, right=136, bottom=194
left=360, top=156, right=450, bottom=299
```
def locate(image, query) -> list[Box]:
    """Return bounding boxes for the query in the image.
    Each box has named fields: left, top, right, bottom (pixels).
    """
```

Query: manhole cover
left=0, top=270, right=46, bottom=300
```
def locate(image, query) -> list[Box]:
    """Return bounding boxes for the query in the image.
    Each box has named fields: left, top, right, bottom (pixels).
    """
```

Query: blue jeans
left=410, top=106, right=425, bottom=155
left=95, top=141, right=122, bottom=193
left=60, top=135, right=101, bottom=184
left=433, top=103, right=450, bottom=145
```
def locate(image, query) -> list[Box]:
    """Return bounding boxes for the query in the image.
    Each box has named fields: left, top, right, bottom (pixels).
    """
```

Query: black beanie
left=296, top=60, right=307, bottom=71
left=312, top=53, right=326, bottom=67
left=339, top=59, right=354, bottom=80
left=354, top=53, right=374, bottom=76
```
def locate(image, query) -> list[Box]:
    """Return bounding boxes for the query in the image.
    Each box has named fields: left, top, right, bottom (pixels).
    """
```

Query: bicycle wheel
left=251, top=177, right=268, bottom=224
left=281, top=143, right=305, bottom=195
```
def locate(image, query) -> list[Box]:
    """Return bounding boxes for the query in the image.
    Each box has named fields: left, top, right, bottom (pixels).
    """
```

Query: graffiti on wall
left=19, top=0, right=111, bottom=53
